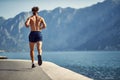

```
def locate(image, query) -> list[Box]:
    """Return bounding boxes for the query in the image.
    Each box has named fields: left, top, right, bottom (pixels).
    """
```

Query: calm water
left=0, top=51, right=120, bottom=80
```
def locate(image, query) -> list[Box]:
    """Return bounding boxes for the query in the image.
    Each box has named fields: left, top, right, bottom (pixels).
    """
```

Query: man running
left=25, top=6, right=46, bottom=68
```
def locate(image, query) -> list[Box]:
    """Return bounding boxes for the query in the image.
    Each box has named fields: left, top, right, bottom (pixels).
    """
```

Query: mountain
left=0, top=0, right=120, bottom=51
left=0, top=17, right=5, bottom=26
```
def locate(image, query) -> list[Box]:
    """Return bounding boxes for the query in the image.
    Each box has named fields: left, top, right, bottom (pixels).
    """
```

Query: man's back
left=29, top=15, right=43, bottom=31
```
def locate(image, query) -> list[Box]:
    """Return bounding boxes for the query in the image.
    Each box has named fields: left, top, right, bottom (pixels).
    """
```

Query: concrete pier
left=0, top=59, right=93, bottom=80
left=0, top=56, right=8, bottom=59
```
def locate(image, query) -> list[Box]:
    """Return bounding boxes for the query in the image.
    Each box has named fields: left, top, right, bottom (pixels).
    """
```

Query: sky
left=0, top=0, right=104, bottom=19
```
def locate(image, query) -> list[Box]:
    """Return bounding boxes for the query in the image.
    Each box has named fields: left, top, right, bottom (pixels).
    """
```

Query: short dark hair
left=32, top=6, right=39, bottom=12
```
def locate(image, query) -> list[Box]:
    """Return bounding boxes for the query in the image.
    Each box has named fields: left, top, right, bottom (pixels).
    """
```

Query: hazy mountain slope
left=0, top=0, right=120, bottom=51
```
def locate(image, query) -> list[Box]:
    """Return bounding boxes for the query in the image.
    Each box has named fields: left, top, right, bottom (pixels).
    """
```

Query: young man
left=25, top=7, right=46, bottom=68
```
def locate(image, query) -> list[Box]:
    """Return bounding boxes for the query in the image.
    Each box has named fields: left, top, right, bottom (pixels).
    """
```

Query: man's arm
left=25, top=18, right=30, bottom=27
left=41, top=18, right=46, bottom=29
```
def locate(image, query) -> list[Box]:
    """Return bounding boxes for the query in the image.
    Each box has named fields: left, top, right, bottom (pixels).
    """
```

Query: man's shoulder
left=28, top=16, right=33, bottom=19
left=38, top=16, right=43, bottom=19
left=37, top=16, right=44, bottom=20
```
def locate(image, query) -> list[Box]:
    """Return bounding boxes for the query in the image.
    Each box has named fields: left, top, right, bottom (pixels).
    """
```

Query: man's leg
left=37, top=41, right=42, bottom=65
left=37, top=41, right=42, bottom=55
left=29, top=42, right=36, bottom=68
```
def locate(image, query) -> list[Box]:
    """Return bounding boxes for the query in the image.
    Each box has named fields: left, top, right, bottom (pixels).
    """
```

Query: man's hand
left=25, top=18, right=30, bottom=27
left=40, top=18, right=46, bottom=29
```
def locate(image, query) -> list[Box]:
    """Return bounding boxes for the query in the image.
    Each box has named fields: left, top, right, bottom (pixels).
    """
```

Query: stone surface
left=0, top=59, right=93, bottom=80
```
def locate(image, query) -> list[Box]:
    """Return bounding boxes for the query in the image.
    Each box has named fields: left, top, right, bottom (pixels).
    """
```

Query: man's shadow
left=0, top=68, right=33, bottom=72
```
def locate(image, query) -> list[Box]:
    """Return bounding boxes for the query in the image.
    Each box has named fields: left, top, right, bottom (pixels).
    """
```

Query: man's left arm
left=41, top=18, right=46, bottom=29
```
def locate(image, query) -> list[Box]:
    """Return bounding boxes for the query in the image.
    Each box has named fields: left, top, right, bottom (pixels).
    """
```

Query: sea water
left=0, top=51, right=120, bottom=80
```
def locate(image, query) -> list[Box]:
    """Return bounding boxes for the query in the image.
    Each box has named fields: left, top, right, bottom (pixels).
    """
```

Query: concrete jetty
left=0, top=59, right=93, bottom=80
left=0, top=56, right=8, bottom=59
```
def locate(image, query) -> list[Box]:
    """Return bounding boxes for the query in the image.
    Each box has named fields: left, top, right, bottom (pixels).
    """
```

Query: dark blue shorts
left=29, top=31, right=42, bottom=42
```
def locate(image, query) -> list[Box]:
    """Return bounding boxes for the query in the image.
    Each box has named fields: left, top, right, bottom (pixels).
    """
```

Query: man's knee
left=30, top=49, right=34, bottom=53
left=37, top=47, right=42, bottom=51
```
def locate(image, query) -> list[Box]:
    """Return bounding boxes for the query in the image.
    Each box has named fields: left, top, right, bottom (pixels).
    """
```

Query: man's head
left=32, top=6, right=39, bottom=15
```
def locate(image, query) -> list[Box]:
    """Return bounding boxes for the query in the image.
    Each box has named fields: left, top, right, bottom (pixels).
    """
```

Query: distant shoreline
left=0, top=50, right=5, bottom=52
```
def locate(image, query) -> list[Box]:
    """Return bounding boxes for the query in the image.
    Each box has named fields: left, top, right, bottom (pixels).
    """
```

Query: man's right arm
left=25, top=18, right=30, bottom=27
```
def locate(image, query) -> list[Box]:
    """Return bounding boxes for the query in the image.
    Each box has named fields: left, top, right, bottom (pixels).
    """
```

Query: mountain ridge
left=0, top=0, right=120, bottom=51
